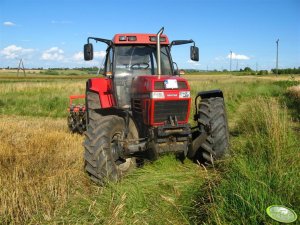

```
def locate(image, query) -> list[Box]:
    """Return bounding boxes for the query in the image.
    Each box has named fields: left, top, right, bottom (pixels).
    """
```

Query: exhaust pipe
left=157, top=27, right=164, bottom=79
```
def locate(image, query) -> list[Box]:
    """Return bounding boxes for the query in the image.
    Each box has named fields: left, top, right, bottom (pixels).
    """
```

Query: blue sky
left=0, top=0, right=299, bottom=70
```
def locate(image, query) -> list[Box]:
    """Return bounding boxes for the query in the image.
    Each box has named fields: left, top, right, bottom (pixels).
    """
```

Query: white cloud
left=0, top=45, right=34, bottom=59
left=73, top=51, right=84, bottom=61
left=94, top=51, right=106, bottom=59
left=41, top=47, right=64, bottom=61
left=72, top=50, right=106, bottom=61
left=187, top=59, right=201, bottom=66
left=227, top=52, right=250, bottom=60
left=3, top=21, right=16, bottom=26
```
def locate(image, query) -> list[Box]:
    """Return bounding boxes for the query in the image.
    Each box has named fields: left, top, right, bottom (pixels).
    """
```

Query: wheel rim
left=111, top=132, right=132, bottom=172
left=118, top=158, right=133, bottom=171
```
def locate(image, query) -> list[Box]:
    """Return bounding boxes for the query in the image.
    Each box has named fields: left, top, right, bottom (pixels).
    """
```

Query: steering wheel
left=130, top=63, right=149, bottom=70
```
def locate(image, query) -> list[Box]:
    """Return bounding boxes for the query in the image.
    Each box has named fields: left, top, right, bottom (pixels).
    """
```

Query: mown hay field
left=0, top=74, right=299, bottom=224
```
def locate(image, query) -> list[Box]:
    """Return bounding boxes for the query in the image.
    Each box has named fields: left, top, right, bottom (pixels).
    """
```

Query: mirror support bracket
left=87, top=37, right=112, bottom=46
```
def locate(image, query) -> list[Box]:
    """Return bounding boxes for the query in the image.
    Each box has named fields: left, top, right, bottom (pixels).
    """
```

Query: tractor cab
left=83, top=29, right=199, bottom=108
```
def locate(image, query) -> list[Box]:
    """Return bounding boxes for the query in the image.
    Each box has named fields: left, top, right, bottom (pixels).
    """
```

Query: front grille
left=154, top=100, right=188, bottom=123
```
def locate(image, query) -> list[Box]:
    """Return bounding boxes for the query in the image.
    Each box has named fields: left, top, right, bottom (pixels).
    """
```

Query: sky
left=0, top=0, right=299, bottom=71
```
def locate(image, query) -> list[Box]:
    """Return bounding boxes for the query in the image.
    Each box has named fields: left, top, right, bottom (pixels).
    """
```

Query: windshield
left=113, top=45, right=173, bottom=107
left=114, top=45, right=172, bottom=77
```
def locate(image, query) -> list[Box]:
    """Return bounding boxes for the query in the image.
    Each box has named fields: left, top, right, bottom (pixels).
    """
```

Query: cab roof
left=113, top=33, right=169, bottom=45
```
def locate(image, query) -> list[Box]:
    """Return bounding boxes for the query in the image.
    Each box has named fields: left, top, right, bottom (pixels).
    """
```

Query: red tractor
left=68, top=28, right=229, bottom=184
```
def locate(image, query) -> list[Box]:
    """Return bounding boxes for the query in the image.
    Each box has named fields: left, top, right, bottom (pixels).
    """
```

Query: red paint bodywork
left=131, top=75, right=191, bottom=126
left=88, top=78, right=116, bottom=108
left=113, top=34, right=169, bottom=45
left=87, top=75, right=191, bottom=127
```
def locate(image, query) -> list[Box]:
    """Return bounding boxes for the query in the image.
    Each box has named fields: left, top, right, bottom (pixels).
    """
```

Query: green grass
left=0, top=80, right=87, bottom=117
left=189, top=79, right=299, bottom=121
left=54, top=156, right=209, bottom=224
left=190, top=97, right=299, bottom=224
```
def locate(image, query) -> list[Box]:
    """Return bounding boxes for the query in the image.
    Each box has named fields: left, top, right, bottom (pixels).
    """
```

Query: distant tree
left=271, top=67, right=300, bottom=74
left=258, top=70, right=268, bottom=75
left=243, top=67, right=253, bottom=72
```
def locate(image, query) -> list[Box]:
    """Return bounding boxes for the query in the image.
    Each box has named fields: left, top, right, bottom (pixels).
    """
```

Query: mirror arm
left=87, top=37, right=112, bottom=46
left=170, top=39, right=194, bottom=49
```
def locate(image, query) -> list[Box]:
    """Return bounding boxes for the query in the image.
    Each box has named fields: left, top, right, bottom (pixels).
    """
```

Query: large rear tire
left=83, top=115, right=137, bottom=184
left=194, top=97, right=229, bottom=164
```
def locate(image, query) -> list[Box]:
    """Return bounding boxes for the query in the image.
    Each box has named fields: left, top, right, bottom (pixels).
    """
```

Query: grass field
left=0, top=73, right=299, bottom=224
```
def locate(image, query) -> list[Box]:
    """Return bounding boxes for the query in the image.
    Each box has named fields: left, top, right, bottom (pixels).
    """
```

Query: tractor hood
left=131, top=75, right=190, bottom=93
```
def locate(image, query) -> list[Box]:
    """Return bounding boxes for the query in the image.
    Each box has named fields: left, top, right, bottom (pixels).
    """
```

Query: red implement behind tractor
left=67, top=95, right=86, bottom=134
left=67, top=27, right=229, bottom=185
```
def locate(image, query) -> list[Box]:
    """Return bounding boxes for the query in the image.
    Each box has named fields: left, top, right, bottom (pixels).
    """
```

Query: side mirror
left=84, top=43, right=93, bottom=61
left=190, top=46, right=199, bottom=61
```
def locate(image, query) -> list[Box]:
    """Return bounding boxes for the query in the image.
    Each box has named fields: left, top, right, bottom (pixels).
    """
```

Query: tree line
left=271, top=68, right=300, bottom=74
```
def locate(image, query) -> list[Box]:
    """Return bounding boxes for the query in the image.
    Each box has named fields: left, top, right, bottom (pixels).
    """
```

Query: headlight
left=150, top=92, right=165, bottom=99
left=179, top=91, right=190, bottom=98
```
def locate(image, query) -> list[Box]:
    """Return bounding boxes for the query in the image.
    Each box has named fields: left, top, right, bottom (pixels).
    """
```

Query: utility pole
left=236, top=59, right=238, bottom=71
left=256, top=62, right=258, bottom=73
left=230, top=50, right=232, bottom=72
left=276, top=39, right=279, bottom=75
left=17, top=59, right=26, bottom=77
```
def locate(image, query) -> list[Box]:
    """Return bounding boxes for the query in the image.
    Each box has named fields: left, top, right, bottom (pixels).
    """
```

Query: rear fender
left=197, top=89, right=223, bottom=99
left=86, top=78, right=116, bottom=108
left=194, top=89, right=224, bottom=121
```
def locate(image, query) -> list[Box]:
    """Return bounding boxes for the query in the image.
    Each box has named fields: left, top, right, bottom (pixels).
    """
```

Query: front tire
left=194, top=97, right=229, bottom=164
